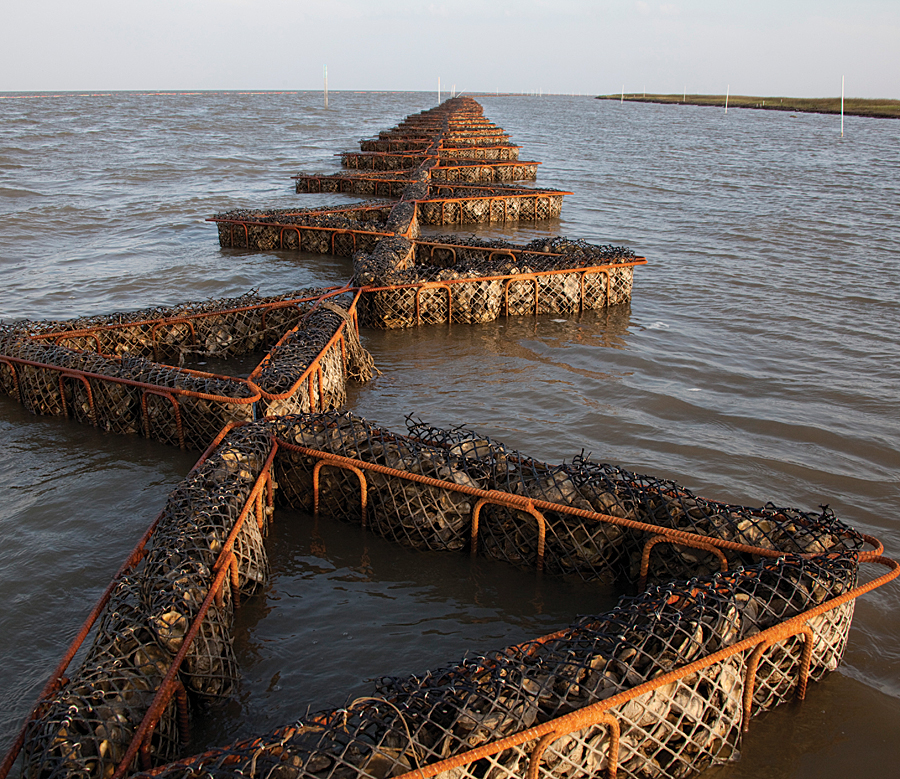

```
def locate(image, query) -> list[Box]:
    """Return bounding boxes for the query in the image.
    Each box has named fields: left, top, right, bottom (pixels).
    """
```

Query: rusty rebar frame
left=0, top=354, right=260, bottom=437
left=380, top=556, right=900, bottom=779
left=4, top=97, right=886, bottom=779
left=272, top=441, right=882, bottom=570
left=88, top=554, right=900, bottom=779
left=361, top=261, right=646, bottom=325
left=0, top=421, right=247, bottom=779
left=248, top=288, right=363, bottom=411
left=418, top=192, right=569, bottom=225
left=108, top=445, right=279, bottom=779
left=28, top=290, right=341, bottom=358
left=213, top=219, right=395, bottom=252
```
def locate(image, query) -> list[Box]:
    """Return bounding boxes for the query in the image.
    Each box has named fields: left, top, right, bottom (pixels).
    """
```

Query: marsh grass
left=596, top=93, right=900, bottom=119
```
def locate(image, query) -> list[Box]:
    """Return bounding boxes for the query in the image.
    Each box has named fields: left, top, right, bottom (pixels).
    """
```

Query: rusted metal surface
left=430, top=160, right=540, bottom=183
left=249, top=289, right=365, bottom=415
left=0, top=352, right=258, bottom=450
left=380, top=557, right=898, bottom=779
left=0, top=420, right=244, bottom=779
left=273, top=438, right=880, bottom=568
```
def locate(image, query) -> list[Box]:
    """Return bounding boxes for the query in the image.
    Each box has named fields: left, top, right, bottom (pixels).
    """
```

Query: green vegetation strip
left=596, top=93, right=900, bottom=119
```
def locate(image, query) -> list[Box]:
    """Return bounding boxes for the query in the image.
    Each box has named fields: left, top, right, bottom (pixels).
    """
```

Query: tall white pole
left=438, top=77, right=441, bottom=104
left=725, top=84, right=729, bottom=114
left=324, top=65, right=328, bottom=108
left=841, top=75, right=845, bottom=137
left=621, top=85, right=624, bottom=103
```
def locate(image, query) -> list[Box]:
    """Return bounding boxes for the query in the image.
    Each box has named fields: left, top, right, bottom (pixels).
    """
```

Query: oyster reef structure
left=1, top=98, right=896, bottom=779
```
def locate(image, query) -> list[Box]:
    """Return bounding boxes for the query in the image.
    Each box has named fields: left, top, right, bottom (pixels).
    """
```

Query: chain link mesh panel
left=429, top=162, right=538, bottom=184
left=0, top=334, right=258, bottom=450
left=140, top=423, right=276, bottom=696
left=130, top=555, right=859, bottom=779
left=21, top=575, right=182, bottom=779
left=251, top=302, right=374, bottom=417
left=211, top=203, right=394, bottom=253
left=22, top=289, right=326, bottom=363
left=20, top=423, right=277, bottom=779
left=356, top=238, right=642, bottom=329
left=271, top=413, right=863, bottom=586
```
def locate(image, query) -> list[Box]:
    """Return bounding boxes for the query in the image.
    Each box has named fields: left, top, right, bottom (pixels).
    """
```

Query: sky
left=2, top=0, right=898, bottom=98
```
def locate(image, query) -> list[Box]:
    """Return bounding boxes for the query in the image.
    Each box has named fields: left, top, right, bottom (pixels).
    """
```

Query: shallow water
left=1, top=90, right=898, bottom=775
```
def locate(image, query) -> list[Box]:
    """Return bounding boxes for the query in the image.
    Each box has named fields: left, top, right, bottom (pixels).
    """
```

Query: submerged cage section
left=429, top=160, right=540, bottom=183
left=356, top=237, right=645, bottom=328
left=22, top=289, right=328, bottom=362
left=272, top=413, right=867, bottom=582
left=209, top=202, right=397, bottom=253
left=0, top=332, right=258, bottom=450
left=8, top=411, right=891, bottom=779
left=0, top=291, right=374, bottom=450
left=294, top=172, right=415, bottom=198
left=416, top=186, right=569, bottom=225
left=133, top=555, right=871, bottom=779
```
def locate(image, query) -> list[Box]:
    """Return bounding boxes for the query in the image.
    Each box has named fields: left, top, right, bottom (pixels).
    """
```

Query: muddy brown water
left=1, top=91, right=898, bottom=776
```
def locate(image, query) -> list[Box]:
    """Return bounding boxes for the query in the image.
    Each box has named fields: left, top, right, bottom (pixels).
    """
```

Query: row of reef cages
left=4, top=97, right=894, bottom=779
left=210, top=182, right=572, bottom=248
left=8, top=411, right=894, bottom=779
left=291, top=160, right=542, bottom=198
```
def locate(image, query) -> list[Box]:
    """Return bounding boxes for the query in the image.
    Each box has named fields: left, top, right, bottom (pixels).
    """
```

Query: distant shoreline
left=596, top=93, right=900, bottom=119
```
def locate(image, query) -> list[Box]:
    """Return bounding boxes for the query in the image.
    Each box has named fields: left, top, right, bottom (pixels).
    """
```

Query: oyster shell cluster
left=0, top=294, right=373, bottom=451
left=130, top=555, right=859, bottom=779
left=274, top=413, right=862, bottom=586
left=21, top=424, right=276, bottom=779
left=261, top=303, right=374, bottom=417
left=354, top=234, right=639, bottom=329
left=211, top=203, right=395, bottom=253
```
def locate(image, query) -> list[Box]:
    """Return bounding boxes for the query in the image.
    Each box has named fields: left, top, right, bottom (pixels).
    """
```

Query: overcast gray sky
left=3, top=0, right=898, bottom=97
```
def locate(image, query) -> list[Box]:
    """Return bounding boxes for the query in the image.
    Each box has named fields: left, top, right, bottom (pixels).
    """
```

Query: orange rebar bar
left=0, top=419, right=249, bottom=779
left=638, top=535, right=730, bottom=590
left=250, top=289, right=363, bottom=405
left=109, top=442, right=279, bottom=779
left=388, top=557, right=898, bottom=779
left=273, top=441, right=859, bottom=564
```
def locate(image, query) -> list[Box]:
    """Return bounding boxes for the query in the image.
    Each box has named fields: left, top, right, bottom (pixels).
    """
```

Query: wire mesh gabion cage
left=118, top=552, right=865, bottom=779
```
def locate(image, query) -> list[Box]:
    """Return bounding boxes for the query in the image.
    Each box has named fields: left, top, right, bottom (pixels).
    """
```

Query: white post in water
left=621, top=85, right=624, bottom=103
left=324, top=65, right=328, bottom=108
left=841, top=75, right=845, bottom=137
left=438, top=77, right=441, bottom=104
left=725, top=84, right=729, bottom=113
